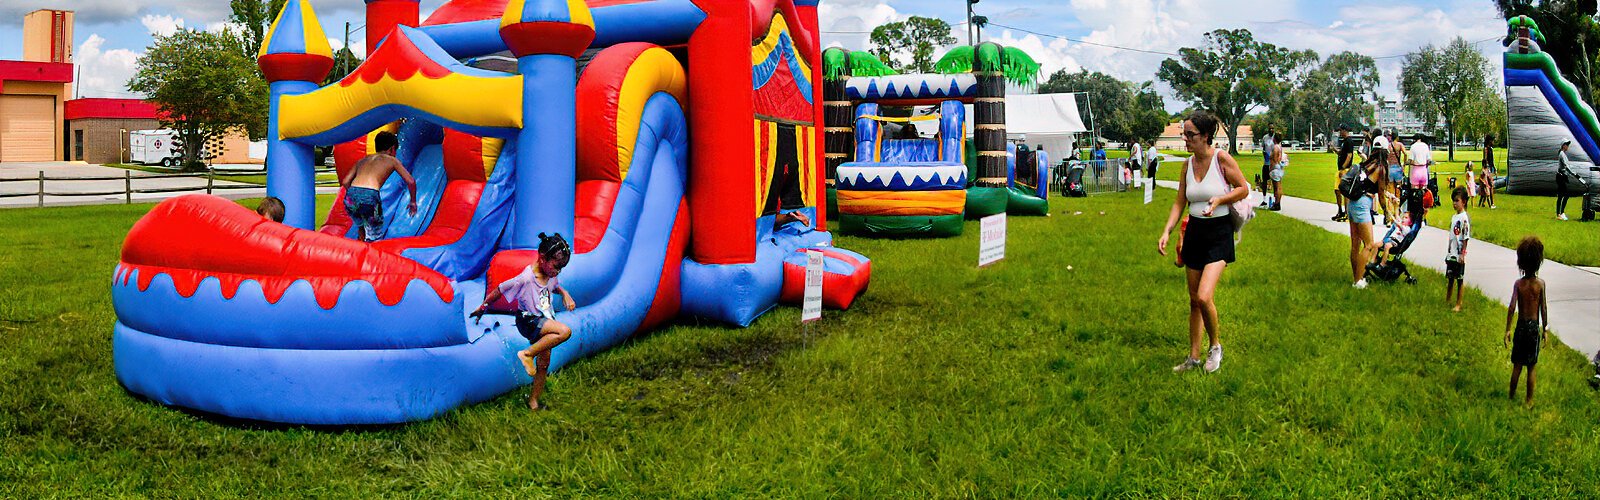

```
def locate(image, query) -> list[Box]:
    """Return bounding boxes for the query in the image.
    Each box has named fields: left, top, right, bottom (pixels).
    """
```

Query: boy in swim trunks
left=338, top=131, right=417, bottom=242
left=1504, top=236, right=1549, bottom=405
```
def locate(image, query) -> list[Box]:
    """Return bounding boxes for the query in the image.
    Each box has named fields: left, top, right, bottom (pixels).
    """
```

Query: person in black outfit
left=1332, top=124, right=1356, bottom=222
left=1555, top=140, right=1581, bottom=220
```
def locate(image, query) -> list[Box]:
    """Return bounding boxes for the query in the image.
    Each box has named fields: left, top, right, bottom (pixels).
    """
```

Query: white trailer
left=128, top=129, right=182, bottom=167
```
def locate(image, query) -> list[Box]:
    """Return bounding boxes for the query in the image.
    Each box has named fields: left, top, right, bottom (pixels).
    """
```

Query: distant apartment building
left=1374, top=99, right=1443, bottom=137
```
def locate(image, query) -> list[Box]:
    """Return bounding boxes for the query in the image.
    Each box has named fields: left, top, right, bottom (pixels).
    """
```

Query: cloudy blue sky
left=1, top=0, right=1507, bottom=109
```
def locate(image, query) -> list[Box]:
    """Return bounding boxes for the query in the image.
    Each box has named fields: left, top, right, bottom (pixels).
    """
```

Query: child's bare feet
left=518, top=350, right=537, bottom=377
left=528, top=393, right=542, bottom=411
left=1452, top=304, right=1462, bottom=312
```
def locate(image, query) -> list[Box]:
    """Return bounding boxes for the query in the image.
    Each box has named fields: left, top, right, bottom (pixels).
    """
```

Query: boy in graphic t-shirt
left=1445, top=187, right=1472, bottom=312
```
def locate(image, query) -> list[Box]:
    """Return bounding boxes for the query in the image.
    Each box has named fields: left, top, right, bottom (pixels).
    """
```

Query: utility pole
left=343, top=22, right=351, bottom=76
left=966, top=0, right=979, bottom=45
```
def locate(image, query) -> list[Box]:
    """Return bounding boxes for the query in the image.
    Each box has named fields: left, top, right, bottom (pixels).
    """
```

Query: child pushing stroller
left=1365, top=183, right=1429, bottom=285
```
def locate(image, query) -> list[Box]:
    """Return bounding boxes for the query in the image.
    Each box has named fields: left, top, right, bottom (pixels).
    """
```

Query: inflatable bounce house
left=821, top=43, right=1047, bottom=238
left=111, top=0, right=871, bottom=425
left=1505, top=15, right=1600, bottom=194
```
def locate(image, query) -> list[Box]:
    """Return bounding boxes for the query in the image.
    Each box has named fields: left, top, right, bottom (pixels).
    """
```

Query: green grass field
left=2, top=192, right=1598, bottom=496
left=1154, top=149, right=1600, bottom=267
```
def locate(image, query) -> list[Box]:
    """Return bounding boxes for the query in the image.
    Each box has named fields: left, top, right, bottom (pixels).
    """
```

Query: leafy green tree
left=1122, top=83, right=1170, bottom=146
left=324, top=47, right=364, bottom=86
left=869, top=16, right=958, bottom=74
left=127, top=29, right=268, bottom=170
left=1291, top=51, right=1380, bottom=146
left=1157, top=29, right=1316, bottom=153
left=1400, top=37, right=1492, bottom=161
left=229, top=0, right=287, bottom=58
left=1457, top=88, right=1508, bottom=147
left=1496, top=0, right=1600, bottom=104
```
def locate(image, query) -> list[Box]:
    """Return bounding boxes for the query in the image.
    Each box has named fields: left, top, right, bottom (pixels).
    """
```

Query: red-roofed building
left=64, top=98, right=162, bottom=163
left=0, top=9, right=74, bottom=162
left=2, top=9, right=260, bottom=165
left=62, top=97, right=260, bottom=165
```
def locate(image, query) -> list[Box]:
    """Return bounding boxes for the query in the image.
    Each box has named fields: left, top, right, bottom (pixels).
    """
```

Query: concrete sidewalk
left=0, top=162, right=335, bottom=208
left=1157, top=180, right=1600, bottom=357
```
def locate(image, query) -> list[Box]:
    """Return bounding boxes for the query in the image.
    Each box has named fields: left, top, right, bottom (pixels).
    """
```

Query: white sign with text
left=979, top=213, right=1006, bottom=267
left=1144, top=176, right=1154, bottom=205
left=802, top=250, right=823, bottom=322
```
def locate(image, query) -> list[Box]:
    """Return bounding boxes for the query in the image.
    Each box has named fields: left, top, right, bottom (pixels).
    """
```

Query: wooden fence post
left=37, top=171, right=44, bottom=207
left=207, top=169, right=214, bottom=195
left=125, top=170, right=132, bottom=204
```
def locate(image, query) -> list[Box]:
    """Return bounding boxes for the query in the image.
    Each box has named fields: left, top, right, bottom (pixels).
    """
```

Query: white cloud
left=75, top=34, right=144, bottom=98
left=206, top=21, right=242, bottom=34
left=817, top=0, right=902, bottom=52
left=140, top=14, right=184, bottom=37
left=329, top=37, right=367, bottom=57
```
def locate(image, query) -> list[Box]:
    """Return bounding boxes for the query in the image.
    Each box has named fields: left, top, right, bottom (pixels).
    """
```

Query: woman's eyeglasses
left=1181, top=131, right=1200, bottom=139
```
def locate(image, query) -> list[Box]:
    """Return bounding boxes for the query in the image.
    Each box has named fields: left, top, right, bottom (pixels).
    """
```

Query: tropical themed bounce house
left=110, top=0, right=872, bottom=425
left=1505, top=15, right=1600, bottom=195
left=821, top=43, right=1049, bottom=238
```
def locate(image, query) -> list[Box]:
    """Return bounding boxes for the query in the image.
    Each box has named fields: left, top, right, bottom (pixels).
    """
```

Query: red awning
left=0, top=59, right=73, bottom=93
left=65, top=98, right=163, bottom=121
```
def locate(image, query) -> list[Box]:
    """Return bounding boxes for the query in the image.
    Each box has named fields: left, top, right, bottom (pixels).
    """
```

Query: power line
left=985, top=22, right=1180, bottom=57
left=823, top=20, right=965, bottom=35
left=1370, top=35, right=1503, bottom=60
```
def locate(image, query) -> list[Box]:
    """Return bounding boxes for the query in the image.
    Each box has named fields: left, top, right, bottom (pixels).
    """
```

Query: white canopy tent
left=1003, top=93, right=1088, bottom=162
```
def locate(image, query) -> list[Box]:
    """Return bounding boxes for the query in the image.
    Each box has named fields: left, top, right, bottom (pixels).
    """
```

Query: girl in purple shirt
left=473, top=233, right=577, bottom=411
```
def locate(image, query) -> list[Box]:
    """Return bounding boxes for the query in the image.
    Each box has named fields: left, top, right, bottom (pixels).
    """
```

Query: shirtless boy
left=339, top=131, right=417, bottom=241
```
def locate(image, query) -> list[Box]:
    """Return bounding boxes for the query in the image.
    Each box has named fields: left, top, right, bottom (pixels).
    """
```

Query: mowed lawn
left=2, top=192, right=1599, bottom=496
left=1151, top=148, right=1600, bottom=267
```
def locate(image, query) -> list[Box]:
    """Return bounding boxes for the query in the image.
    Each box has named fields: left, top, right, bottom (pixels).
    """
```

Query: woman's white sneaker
left=1173, top=358, right=1202, bottom=373
left=1204, top=345, right=1223, bottom=373
left=1353, top=279, right=1368, bottom=289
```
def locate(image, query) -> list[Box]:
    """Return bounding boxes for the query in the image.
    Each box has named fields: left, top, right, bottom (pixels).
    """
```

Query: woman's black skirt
left=1182, top=215, right=1236, bottom=270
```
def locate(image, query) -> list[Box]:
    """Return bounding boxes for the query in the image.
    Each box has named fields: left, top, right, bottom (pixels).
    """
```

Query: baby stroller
left=1062, top=160, right=1088, bottom=197
left=1365, top=187, right=1427, bottom=285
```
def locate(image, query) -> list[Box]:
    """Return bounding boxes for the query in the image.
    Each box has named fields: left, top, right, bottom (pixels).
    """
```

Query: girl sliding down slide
left=472, top=233, right=577, bottom=412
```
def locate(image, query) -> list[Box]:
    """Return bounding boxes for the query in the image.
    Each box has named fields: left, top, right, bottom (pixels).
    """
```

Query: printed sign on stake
left=979, top=213, right=1006, bottom=267
left=802, top=250, right=823, bottom=322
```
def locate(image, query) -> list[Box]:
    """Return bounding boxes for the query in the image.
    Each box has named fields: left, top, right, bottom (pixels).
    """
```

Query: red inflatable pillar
left=685, top=0, right=757, bottom=264
left=365, top=0, right=420, bottom=56
left=499, top=0, right=595, bottom=248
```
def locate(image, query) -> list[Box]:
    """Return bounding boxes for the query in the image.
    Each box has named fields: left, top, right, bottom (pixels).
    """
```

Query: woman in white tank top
left=1158, top=111, right=1250, bottom=374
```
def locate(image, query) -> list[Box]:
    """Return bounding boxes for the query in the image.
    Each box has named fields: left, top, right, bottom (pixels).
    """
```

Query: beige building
left=0, top=10, right=75, bottom=162
left=1156, top=120, right=1254, bottom=152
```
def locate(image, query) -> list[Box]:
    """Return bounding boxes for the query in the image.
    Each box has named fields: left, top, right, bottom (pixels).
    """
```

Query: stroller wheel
left=1405, top=277, right=1418, bottom=285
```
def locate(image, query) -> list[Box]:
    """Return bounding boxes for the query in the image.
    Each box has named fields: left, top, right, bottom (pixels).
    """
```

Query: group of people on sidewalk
left=1154, top=111, right=1556, bottom=404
